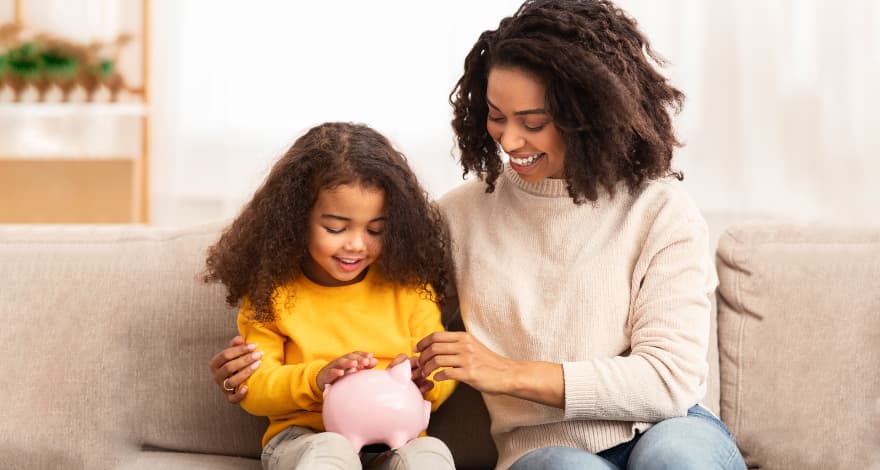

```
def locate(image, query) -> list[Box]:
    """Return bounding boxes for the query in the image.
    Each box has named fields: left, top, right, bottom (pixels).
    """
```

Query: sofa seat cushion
left=116, top=451, right=261, bottom=470
left=716, top=223, right=880, bottom=469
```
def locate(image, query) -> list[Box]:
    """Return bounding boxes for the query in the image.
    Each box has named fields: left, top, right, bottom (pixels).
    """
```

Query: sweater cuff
left=562, top=361, right=599, bottom=420
left=305, top=359, right=330, bottom=403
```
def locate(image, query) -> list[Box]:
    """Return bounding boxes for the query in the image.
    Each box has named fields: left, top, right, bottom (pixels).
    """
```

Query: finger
left=213, top=350, right=263, bottom=384
left=416, top=341, right=461, bottom=371
left=418, top=381, right=435, bottom=394
left=388, top=353, right=408, bottom=368
left=433, top=369, right=452, bottom=382
left=342, top=351, right=373, bottom=365
left=433, top=366, right=469, bottom=383
left=209, top=343, right=258, bottom=376
left=414, top=331, right=463, bottom=353
left=225, top=384, right=248, bottom=404
left=348, top=351, right=376, bottom=369
left=227, top=336, right=245, bottom=348
left=420, top=353, right=461, bottom=378
left=227, top=358, right=262, bottom=387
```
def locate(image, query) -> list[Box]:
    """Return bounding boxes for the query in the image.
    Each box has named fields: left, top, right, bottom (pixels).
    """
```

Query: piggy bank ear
left=389, top=360, right=411, bottom=383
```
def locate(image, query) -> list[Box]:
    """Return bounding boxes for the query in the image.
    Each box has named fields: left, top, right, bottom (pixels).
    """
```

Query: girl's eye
left=367, top=229, right=384, bottom=236
left=323, top=227, right=344, bottom=234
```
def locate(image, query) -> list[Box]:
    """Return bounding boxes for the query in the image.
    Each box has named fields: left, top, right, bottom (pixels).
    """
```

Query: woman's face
left=486, top=66, right=567, bottom=181
left=302, top=183, right=386, bottom=286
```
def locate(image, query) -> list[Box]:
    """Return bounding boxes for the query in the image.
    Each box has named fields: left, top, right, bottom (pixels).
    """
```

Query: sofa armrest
left=716, top=223, right=880, bottom=469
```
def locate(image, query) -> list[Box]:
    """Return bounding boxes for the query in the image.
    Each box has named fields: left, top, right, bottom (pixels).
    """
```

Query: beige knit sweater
left=438, top=167, right=717, bottom=470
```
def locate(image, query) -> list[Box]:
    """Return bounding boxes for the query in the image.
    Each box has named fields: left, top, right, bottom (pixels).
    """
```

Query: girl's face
left=302, top=183, right=386, bottom=287
left=486, top=66, right=567, bottom=181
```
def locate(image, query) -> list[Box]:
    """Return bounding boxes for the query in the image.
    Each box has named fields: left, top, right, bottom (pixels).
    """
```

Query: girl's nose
left=345, top=232, right=367, bottom=251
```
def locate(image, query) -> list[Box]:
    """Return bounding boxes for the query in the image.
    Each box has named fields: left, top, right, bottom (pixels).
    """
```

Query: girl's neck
left=300, top=259, right=370, bottom=287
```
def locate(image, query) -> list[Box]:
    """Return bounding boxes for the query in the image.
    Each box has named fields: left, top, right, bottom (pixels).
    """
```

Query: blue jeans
left=508, top=405, right=746, bottom=470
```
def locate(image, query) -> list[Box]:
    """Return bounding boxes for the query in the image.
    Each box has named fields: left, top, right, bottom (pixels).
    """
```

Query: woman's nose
left=498, top=127, right=525, bottom=153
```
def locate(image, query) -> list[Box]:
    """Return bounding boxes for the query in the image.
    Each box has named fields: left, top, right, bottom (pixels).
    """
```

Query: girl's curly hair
left=450, top=0, right=684, bottom=202
left=203, top=122, right=451, bottom=322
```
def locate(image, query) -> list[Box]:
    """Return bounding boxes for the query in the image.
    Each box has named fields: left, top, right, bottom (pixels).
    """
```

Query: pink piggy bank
left=323, top=361, right=431, bottom=451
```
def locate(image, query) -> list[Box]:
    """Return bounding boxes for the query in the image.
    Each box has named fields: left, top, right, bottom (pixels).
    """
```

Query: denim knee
left=627, top=407, right=746, bottom=470
left=509, top=446, right=619, bottom=470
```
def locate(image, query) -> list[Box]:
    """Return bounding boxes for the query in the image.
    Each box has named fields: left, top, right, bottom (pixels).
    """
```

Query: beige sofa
left=0, top=219, right=877, bottom=470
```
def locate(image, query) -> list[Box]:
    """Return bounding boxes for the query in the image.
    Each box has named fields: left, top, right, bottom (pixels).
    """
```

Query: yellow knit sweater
left=237, top=268, right=455, bottom=447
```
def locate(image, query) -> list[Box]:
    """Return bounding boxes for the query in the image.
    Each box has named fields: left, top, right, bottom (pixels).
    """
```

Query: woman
left=210, top=1, right=746, bottom=468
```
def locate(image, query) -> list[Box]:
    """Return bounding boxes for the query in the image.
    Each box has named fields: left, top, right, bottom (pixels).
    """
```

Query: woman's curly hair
left=450, top=0, right=684, bottom=202
left=203, top=122, right=451, bottom=322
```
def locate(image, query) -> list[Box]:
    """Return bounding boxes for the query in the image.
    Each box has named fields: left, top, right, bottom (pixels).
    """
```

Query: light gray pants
left=261, top=426, right=455, bottom=470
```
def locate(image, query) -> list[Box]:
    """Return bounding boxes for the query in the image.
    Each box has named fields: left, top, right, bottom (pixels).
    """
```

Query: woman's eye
left=323, top=227, right=344, bottom=234
left=524, top=122, right=547, bottom=131
left=488, top=115, right=505, bottom=123
left=367, top=228, right=385, bottom=236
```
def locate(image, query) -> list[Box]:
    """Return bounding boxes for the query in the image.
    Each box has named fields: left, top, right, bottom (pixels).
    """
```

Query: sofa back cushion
left=0, top=223, right=265, bottom=469
left=0, top=223, right=499, bottom=469
left=715, top=224, right=880, bottom=469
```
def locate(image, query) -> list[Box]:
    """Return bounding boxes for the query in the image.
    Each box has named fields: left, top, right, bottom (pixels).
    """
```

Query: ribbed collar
left=503, top=165, right=572, bottom=198
left=298, top=265, right=378, bottom=292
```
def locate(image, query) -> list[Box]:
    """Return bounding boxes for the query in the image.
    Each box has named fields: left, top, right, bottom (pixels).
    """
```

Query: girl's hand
left=415, top=331, right=514, bottom=395
left=317, top=351, right=378, bottom=391
left=388, top=353, right=435, bottom=395
left=209, top=336, right=263, bottom=404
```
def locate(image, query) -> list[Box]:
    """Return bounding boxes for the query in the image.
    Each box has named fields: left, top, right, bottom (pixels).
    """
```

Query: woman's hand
left=317, top=351, right=378, bottom=391
left=209, top=336, right=263, bottom=404
left=416, top=331, right=565, bottom=407
left=414, top=331, right=515, bottom=395
left=388, top=353, right=435, bottom=395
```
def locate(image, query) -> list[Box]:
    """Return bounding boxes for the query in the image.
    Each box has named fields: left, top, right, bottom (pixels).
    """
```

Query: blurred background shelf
left=0, top=102, right=147, bottom=117
left=0, top=0, right=150, bottom=224
left=0, top=159, right=136, bottom=223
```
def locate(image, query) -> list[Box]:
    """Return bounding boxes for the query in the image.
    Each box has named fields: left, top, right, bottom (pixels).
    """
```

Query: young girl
left=203, top=122, right=456, bottom=470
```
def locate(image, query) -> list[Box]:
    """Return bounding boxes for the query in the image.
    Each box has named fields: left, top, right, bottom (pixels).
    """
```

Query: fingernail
left=250, top=360, right=261, bottom=370
left=239, top=385, right=248, bottom=393
left=246, top=343, right=257, bottom=351
left=251, top=351, right=263, bottom=359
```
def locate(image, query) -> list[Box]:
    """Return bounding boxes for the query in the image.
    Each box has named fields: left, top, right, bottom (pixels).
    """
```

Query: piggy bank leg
left=387, top=432, right=414, bottom=450
left=342, top=434, right=366, bottom=454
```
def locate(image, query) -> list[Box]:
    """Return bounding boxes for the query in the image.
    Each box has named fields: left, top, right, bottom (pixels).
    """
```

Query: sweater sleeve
left=562, top=216, right=716, bottom=422
left=237, top=302, right=328, bottom=417
left=409, top=291, right=457, bottom=411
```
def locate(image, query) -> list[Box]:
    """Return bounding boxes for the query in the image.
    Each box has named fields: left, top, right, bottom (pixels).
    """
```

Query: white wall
left=149, top=1, right=528, bottom=224
left=6, top=1, right=879, bottom=226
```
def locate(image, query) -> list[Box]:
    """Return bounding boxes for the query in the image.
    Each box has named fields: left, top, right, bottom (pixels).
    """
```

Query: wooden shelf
left=0, top=159, right=139, bottom=223
left=0, top=103, right=148, bottom=118
left=2, top=0, right=151, bottom=223
left=0, top=154, right=139, bottom=161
